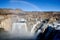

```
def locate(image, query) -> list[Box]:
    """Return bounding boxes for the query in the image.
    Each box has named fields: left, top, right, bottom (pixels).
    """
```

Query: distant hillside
left=0, top=8, right=23, bottom=14
left=0, top=8, right=60, bottom=19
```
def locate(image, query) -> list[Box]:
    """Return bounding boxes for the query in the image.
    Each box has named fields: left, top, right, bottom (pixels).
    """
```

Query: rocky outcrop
left=0, top=8, right=60, bottom=32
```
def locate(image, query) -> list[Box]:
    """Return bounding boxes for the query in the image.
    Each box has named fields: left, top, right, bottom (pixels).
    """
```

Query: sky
left=0, top=0, right=60, bottom=11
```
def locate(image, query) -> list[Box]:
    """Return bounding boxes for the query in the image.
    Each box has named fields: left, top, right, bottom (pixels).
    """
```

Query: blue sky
left=0, top=0, right=60, bottom=11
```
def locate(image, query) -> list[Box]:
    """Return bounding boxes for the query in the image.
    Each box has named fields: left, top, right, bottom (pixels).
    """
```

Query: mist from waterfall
left=8, top=17, right=35, bottom=39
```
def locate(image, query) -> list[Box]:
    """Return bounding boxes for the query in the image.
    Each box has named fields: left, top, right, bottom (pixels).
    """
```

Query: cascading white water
left=12, top=23, right=27, bottom=33
left=10, top=17, right=34, bottom=37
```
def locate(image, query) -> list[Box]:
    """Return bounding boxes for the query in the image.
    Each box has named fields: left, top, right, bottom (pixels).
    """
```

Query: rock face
left=0, top=8, right=23, bottom=15
left=0, top=8, right=60, bottom=33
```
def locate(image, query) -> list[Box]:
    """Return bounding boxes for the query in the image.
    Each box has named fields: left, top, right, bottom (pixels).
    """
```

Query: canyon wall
left=0, top=9, right=60, bottom=32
